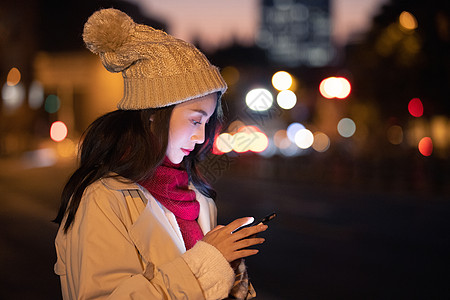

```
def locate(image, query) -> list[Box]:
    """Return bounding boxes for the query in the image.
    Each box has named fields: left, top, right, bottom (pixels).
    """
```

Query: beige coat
left=54, top=176, right=235, bottom=299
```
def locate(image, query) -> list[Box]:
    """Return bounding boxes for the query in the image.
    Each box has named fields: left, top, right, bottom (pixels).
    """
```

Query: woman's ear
left=149, top=115, right=154, bottom=122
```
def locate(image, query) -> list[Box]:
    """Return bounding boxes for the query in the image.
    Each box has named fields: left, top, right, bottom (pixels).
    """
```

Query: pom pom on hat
left=83, top=8, right=135, bottom=54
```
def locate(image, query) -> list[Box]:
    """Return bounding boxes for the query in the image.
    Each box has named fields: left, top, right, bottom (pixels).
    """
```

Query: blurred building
left=256, top=0, right=334, bottom=67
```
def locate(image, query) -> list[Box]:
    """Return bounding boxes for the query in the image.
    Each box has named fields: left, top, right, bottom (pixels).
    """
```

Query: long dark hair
left=54, top=96, right=223, bottom=233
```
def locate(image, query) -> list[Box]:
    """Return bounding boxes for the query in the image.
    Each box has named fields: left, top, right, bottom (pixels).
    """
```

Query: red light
left=418, top=137, right=433, bottom=156
left=408, top=98, right=423, bottom=117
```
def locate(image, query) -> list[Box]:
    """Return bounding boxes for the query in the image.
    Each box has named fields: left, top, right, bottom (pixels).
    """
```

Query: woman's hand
left=202, top=217, right=267, bottom=262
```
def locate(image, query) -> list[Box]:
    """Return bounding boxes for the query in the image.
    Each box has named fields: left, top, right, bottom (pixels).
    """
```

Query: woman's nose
left=191, top=126, right=206, bottom=144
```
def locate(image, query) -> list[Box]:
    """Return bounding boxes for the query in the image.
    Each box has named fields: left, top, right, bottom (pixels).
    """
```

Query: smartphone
left=232, top=212, right=276, bottom=234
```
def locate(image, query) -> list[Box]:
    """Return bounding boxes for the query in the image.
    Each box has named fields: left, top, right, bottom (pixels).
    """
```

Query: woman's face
left=166, top=93, right=217, bottom=164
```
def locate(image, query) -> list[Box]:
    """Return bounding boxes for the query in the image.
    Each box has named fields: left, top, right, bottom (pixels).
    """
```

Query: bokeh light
left=418, top=137, right=433, bottom=156
left=233, top=132, right=253, bottom=153
left=50, top=121, right=68, bottom=142
left=245, top=88, right=273, bottom=111
left=287, top=122, right=305, bottom=143
left=319, top=77, right=351, bottom=99
left=399, top=11, right=418, bottom=31
left=221, top=66, right=240, bottom=86
left=277, top=90, right=297, bottom=110
left=28, top=81, right=44, bottom=109
left=2, top=82, right=25, bottom=113
left=249, top=132, right=269, bottom=153
left=272, top=71, right=293, bottom=91
left=227, top=120, right=246, bottom=134
left=56, top=138, right=77, bottom=158
left=45, top=95, right=61, bottom=113
left=7, top=67, right=21, bottom=86
left=258, top=138, right=277, bottom=158
left=274, top=130, right=290, bottom=149
left=294, top=129, right=314, bottom=149
left=408, top=98, right=423, bottom=117
left=312, top=132, right=330, bottom=152
left=387, top=125, right=404, bottom=145
left=337, top=118, right=356, bottom=138
left=216, top=133, right=234, bottom=153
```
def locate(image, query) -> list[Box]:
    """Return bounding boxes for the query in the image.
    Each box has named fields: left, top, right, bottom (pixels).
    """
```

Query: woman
left=53, top=8, right=267, bottom=300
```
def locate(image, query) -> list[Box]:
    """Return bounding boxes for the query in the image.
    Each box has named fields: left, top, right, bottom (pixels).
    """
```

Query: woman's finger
left=233, top=237, right=265, bottom=251
left=229, top=249, right=260, bottom=262
left=225, top=217, right=255, bottom=233
left=232, top=224, right=268, bottom=240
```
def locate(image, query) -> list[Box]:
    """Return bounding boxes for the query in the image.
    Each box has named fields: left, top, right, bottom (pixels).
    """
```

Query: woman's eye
left=192, top=120, right=202, bottom=125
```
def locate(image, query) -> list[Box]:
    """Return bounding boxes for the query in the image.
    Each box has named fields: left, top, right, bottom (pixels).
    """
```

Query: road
left=0, top=156, right=449, bottom=299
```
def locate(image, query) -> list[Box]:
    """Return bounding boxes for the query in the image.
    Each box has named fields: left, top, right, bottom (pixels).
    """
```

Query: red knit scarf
left=139, top=158, right=204, bottom=250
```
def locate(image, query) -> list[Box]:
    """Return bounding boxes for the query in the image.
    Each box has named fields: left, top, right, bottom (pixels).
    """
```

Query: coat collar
left=101, top=176, right=215, bottom=265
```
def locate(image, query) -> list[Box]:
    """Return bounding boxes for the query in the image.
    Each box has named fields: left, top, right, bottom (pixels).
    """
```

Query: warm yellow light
left=272, top=71, right=293, bottom=91
left=249, top=132, right=269, bottom=153
left=399, top=11, right=418, bottom=31
left=227, top=120, right=246, bottom=134
left=56, top=138, right=76, bottom=157
left=7, top=67, right=21, bottom=86
left=221, top=66, right=240, bottom=86
left=319, top=77, right=351, bottom=99
left=233, top=132, right=252, bottom=153
left=216, top=133, right=234, bottom=153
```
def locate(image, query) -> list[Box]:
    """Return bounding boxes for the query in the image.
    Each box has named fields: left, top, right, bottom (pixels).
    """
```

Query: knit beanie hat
left=82, top=8, right=227, bottom=109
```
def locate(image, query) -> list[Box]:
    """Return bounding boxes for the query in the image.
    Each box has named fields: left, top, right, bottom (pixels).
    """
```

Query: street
left=0, top=156, right=449, bottom=299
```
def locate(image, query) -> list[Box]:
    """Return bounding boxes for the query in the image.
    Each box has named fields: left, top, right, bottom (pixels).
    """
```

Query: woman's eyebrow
left=189, top=109, right=208, bottom=116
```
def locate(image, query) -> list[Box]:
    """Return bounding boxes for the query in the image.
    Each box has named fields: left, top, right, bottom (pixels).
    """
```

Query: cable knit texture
left=182, top=241, right=234, bottom=300
left=83, top=8, right=227, bottom=109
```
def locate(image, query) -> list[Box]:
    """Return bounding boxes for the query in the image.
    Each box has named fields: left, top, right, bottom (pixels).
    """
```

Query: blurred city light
left=312, top=132, right=330, bottom=152
left=272, top=71, right=293, bottom=91
left=28, top=81, right=44, bottom=110
left=249, top=132, right=269, bottom=153
left=337, top=118, right=356, bottom=138
left=56, top=138, right=77, bottom=158
left=216, top=133, right=233, bottom=153
left=221, top=66, right=240, bottom=86
left=7, top=67, right=21, bottom=86
left=430, top=116, right=448, bottom=150
left=277, top=90, right=297, bottom=110
left=399, top=11, right=418, bottom=31
left=50, top=121, right=68, bottom=142
left=21, top=148, right=57, bottom=169
left=280, top=142, right=301, bottom=157
left=2, top=82, right=25, bottom=113
left=258, top=138, right=277, bottom=158
left=45, top=95, right=61, bottom=114
left=387, top=125, right=404, bottom=145
left=294, top=128, right=314, bottom=149
left=274, top=129, right=289, bottom=149
left=319, top=77, right=351, bottom=99
left=245, top=88, right=273, bottom=111
left=418, top=137, right=433, bottom=156
left=233, top=132, right=252, bottom=153
left=408, top=98, right=423, bottom=117
left=287, top=122, right=305, bottom=143
left=227, top=120, right=246, bottom=134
